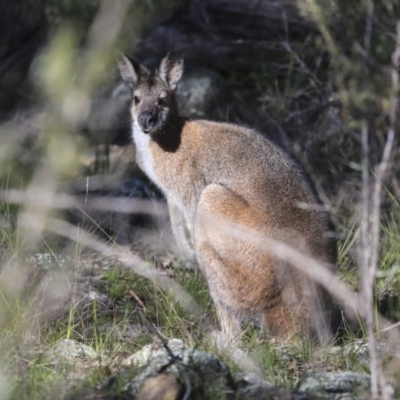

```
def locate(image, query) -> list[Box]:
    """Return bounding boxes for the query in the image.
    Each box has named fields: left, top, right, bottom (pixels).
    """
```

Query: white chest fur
left=132, top=123, right=168, bottom=195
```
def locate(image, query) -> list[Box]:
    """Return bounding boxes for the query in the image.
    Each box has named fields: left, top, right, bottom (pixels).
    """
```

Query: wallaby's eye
left=158, top=96, right=168, bottom=106
left=133, top=96, right=140, bottom=105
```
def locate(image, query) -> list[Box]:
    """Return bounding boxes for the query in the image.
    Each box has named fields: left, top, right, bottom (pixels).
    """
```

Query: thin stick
left=360, top=120, right=381, bottom=399
left=0, top=189, right=168, bottom=217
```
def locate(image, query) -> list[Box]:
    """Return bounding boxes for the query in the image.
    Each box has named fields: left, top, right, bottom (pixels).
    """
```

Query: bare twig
left=361, top=124, right=395, bottom=399
left=129, top=290, right=146, bottom=311
left=381, top=320, right=400, bottom=333
left=364, top=0, right=374, bottom=52
left=359, top=121, right=380, bottom=399
left=292, top=143, right=333, bottom=211
left=0, top=189, right=168, bottom=217
left=355, top=14, right=400, bottom=399
left=281, top=40, right=322, bottom=89
left=389, top=22, right=400, bottom=128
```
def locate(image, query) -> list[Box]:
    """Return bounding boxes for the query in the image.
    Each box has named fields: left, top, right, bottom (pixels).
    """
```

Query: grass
left=0, top=193, right=400, bottom=398
left=0, top=212, right=216, bottom=399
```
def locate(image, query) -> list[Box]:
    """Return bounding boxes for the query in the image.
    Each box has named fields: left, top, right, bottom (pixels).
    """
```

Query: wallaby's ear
left=158, top=51, right=184, bottom=91
left=118, top=52, right=148, bottom=89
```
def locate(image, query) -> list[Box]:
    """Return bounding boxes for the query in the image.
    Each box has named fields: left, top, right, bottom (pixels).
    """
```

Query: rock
left=48, top=339, right=105, bottom=391
left=329, top=338, right=387, bottom=368
left=176, top=68, right=227, bottom=120
left=50, top=338, right=99, bottom=363
left=27, top=252, right=66, bottom=270
left=297, top=372, right=370, bottom=399
left=329, top=339, right=369, bottom=360
left=234, top=371, right=315, bottom=400
left=238, top=385, right=313, bottom=400
left=122, top=338, right=185, bottom=368
left=234, top=372, right=275, bottom=400
left=126, top=341, right=328, bottom=400
left=126, top=341, right=235, bottom=399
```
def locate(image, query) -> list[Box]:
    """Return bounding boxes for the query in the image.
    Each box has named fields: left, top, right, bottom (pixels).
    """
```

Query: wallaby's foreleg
left=195, top=239, right=243, bottom=346
left=168, top=197, right=196, bottom=261
left=215, top=301, right=242, bottom=346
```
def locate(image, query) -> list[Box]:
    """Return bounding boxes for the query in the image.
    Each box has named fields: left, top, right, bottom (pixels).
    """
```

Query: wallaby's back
left=151, top=118, right=334, bottom=251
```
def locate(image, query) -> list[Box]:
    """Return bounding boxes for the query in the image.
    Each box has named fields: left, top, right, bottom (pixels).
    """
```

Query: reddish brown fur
left=118, top=53, right=337, bottom=345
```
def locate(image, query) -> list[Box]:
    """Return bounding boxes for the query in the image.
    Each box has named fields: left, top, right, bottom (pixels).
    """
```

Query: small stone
left=127, top=343, right=234, bottom=399
left=122, top=338, right=185, bottom=367
left=26, top=252, right=65, bottom=269
left=297, top=371, right=370, bottom=399
left=50, top=338, right=98, bottom=363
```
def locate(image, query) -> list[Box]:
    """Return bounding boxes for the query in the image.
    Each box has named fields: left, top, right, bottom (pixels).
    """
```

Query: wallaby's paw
left=209, top=329, right=227, bottom=350
left=209, top=329, right=239, bottom=350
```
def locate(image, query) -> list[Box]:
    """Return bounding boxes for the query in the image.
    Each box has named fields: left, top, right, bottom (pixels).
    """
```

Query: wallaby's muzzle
left=138, top=111, right=157, bottom=134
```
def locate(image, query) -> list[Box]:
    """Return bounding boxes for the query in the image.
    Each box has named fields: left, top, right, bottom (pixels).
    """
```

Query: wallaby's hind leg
left=195, top=239, right=243, bottom=346
left=194, top=184, right=283, bottom=344
left=216, top=302, right=242, bottom=345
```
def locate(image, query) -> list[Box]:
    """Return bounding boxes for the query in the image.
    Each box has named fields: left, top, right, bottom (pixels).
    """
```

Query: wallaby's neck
left=151, top=104, right=186, bottom=153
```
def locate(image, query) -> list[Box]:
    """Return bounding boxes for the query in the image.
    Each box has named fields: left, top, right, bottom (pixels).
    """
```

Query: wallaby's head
left=118, top=51, right=184, bottom=135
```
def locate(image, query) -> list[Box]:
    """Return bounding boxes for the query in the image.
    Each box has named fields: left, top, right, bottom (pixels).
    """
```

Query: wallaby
left=118, top=51, right=337, bottom=345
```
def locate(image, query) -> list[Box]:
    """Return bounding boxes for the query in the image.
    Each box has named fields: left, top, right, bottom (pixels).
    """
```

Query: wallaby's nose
left=139, top=112, right=155, bottom=132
